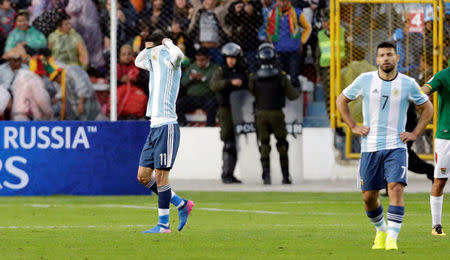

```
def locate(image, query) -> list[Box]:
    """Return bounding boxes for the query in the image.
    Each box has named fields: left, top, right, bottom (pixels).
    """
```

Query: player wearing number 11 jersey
left=134, top=30, right=194, bottom=234
left=337, top=41, right=434, bottom=250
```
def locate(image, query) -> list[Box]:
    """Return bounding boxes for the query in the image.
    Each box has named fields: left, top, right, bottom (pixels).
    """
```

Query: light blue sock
left=170, top=190, right=185, bottom=209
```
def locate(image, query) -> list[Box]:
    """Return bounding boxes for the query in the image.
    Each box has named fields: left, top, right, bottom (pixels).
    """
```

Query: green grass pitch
left=0, top=192, right=449, bottom=259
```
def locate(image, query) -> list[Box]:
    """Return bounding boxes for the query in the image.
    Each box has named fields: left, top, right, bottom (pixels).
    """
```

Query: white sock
left=387, top=221, right=402, bottom=241
left=374, top=217, right=387, bottom=233
left=431, top=195, right=444, bottom=228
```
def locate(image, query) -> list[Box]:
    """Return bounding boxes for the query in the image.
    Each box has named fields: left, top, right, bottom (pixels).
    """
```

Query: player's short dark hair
left=195, top=47, right=210, bottom=57
left=377, top=41, right=397, bottom=53
left=148, top=30, right=166, bottom=46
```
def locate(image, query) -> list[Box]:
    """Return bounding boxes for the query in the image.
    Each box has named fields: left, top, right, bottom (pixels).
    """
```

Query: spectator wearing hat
left=45, top=58, right=101, bottom=120
left=0, top=46, right=29, bottom=93
left=48, top=13, right=89, bottom=70
left=4, top=10, right=47, bottom=54
left=177, top=47, right=219, bottom=126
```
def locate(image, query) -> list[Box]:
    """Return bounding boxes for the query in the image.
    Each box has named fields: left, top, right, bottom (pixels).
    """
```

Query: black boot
left=281, top=167, right=292, bottom=184
left=222, top=140, right=240, bottom=184
left=262, top=168, right=271, bottom=185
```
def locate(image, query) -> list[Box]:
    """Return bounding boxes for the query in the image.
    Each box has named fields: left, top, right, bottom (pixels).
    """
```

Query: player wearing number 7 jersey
left=134, top=30, right=194, bottom=234
left=337, top=41, right=434, bottom=250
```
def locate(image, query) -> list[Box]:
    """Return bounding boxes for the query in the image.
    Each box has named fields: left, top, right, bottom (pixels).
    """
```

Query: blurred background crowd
left=0, top=0, right=449, bottom=127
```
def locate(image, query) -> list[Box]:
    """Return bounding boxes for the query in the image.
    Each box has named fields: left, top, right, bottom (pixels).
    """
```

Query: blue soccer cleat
left=142, top=224, right=171, bottom=234
left=178, top=200, right=195, bottom=231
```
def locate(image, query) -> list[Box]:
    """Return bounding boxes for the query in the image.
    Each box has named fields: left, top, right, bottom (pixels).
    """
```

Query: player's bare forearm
left=412, top=100, right=433, bottom=136
left=400, top=100, right=433, bottom=143
left=336, top=93, right=369, bottom=136
left=421, top=85, right=432, bottom=95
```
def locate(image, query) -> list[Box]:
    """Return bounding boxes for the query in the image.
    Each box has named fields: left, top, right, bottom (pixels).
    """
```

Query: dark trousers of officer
left=255, top=110, right=289, bottom=176
left=217, top=106, right=237, bottom=180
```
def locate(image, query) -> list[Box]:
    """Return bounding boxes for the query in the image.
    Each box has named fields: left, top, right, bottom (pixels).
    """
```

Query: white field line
left=0, top=224, right=149, bottom=230
left=0, top=203, right=434, bottom=217
left=0, top=222, right=432, bottom=230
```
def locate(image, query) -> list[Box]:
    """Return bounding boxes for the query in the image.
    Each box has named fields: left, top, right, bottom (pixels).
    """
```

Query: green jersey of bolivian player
left=425, top=67, right=450, bottom=140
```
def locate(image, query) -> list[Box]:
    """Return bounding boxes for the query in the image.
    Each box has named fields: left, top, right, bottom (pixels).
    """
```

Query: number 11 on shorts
left=160, top=153, right=167, bottom=166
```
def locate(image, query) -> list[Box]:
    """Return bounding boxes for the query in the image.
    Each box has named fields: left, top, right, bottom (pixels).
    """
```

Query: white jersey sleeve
left=164, top=40, right=184, bottom=68
left=342, top=73, right=366, bottom=100
left=135, top=48, right=151, bottom=71
left=408, top=78, right=428, bottom=105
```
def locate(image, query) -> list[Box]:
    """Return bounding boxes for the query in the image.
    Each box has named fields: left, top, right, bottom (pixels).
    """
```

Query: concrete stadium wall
left=171, top=127, right=336, bottom=183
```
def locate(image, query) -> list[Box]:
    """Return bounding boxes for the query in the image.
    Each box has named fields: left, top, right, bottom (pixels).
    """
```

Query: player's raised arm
left=163, top=38, right=184, bottom=67
left=135, top=47, right=150, bottom=71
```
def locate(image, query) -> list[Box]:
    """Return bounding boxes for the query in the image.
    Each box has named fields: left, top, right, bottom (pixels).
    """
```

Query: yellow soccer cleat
left=371, top=231, right=387, bottom=249
left=385, top=237, right=398, bottom=250
left=432, top=224, right=446, bottom=236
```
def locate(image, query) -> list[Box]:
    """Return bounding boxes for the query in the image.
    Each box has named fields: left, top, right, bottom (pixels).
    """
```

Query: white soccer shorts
left=434, top=138, right=450, bottom=179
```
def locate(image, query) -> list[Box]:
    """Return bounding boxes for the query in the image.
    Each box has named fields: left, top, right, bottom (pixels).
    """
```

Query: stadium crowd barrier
left=0, top=121, right=335, bottom=195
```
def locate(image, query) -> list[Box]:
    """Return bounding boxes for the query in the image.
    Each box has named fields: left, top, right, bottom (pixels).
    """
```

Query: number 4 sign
left=409, top=9, right=424, bottom=33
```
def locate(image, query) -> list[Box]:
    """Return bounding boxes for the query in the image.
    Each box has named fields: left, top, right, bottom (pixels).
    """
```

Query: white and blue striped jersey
left=342, top=71, right=428, bottom=152
left=135, top=40, right=184, bottom=127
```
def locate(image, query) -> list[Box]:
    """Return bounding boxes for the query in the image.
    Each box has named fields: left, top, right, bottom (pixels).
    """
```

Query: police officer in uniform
left=210, top=42, right=248, bottom=184
left=248, top=43, right=300, bottom=185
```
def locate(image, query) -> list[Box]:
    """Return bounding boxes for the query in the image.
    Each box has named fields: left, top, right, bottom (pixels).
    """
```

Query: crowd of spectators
left=0, top=0, right=449, bottom=124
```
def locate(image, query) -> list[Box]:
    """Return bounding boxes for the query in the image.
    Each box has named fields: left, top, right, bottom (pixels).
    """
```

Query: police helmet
left=256, top=43, right=276, bottom=64
left=256, top=43, right=279, bottom=78
left=221, top=42, right=243, bottom=57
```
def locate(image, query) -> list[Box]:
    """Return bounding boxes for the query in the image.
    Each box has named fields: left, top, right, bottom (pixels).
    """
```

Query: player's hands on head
left=400, top=132, right=418, bottom=143
left=162, top=38, right=172, bottom=45
left=351, top=125, right=370, bottom=136
left=145, top=42, right=154, bottom=48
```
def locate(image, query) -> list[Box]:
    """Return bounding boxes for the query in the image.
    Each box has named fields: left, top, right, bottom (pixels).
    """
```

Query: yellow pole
left=330, top=0, right=336, bottom=128
left=335, top=2, right=343, bottom=132
left=339, top=0, right=435, bottom=3
left=370, top=5, right=374, bottom=67
left=439, top=0, right=444, bottom=71
left=336, top=3, right=341, bottom=100
left=433, top=1, right=438, bottom=74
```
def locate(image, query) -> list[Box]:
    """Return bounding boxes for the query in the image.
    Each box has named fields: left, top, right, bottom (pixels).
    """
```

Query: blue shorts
left=139, top=123, right=180, bottom=170
left=359, top=148, right=408, bottom=191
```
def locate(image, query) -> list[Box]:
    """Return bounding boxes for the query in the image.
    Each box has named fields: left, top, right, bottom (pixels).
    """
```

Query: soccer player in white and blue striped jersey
left=337, top=41, right=434, bottom=250
left=135, top=30, right=194, bottom=233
